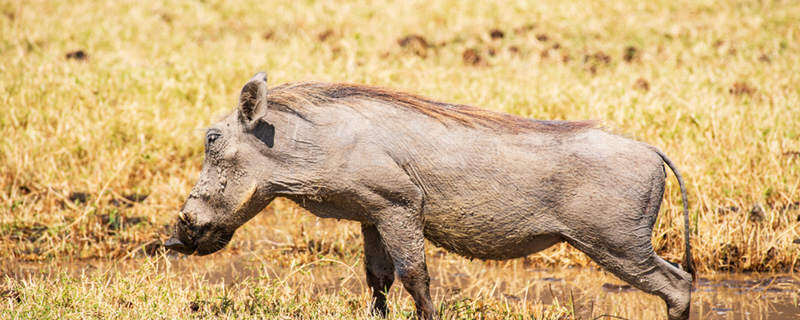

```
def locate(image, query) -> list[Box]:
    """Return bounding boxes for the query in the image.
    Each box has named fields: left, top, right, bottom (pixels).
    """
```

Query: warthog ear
left=238, top=72, right=268, bottom=125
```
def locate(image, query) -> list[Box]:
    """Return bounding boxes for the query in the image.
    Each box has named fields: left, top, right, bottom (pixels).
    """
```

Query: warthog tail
left=653, top=148, right=696, bottom=283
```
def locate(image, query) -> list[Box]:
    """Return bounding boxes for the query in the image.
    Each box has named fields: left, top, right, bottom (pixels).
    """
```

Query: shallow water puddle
left=3, top=252, right=798, bottom=319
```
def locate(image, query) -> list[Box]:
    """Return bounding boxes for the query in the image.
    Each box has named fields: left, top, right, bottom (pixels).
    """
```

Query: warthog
left=165, top=72, right=695, bottom=320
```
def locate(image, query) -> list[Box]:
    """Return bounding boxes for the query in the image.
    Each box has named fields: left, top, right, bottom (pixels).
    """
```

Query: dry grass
left=1, top=0, right=800, bottom=318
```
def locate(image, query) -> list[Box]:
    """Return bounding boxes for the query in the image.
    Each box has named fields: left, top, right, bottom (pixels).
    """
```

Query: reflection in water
left=3, top=251, right=798, bottom=319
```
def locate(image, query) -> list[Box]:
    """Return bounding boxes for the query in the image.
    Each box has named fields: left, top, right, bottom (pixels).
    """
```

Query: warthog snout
left=165, top=214, right=198, bottom=255
left=166, top=211, right=236, bottom=256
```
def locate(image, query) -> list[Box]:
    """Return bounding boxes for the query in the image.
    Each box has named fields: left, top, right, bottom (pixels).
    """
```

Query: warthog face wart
left=166, top=73, right=279, bottom=255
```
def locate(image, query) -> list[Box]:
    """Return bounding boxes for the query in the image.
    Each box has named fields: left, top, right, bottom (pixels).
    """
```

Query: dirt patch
left=758, top=54, right=771, bottom=63
left=65, top=50, right=88, bottom=61
left=98, top=213, right=147, bottom=232
left=748, top=204, right=765, bottom=223
left=779, top=201, right=799, bottom=212
left=2, top=10, right=14, bottom=21
left=489, top=29, right=504, bottom=40
left=0, top=289, right=21, bottom=303
left=68, top=191, right=90, bottom=204
left=109, top=193, right=149, bottom=207
left=117, top=297, right=134, bottom=308
left=730, top=81, right=756, bottom=96
left=633, top=78, right=650, bottom=91
left=7, top=223, right=48, bottom=242
left=462, top=48, right=484, bottom=66
left=397, top=34, right=430, bottom=58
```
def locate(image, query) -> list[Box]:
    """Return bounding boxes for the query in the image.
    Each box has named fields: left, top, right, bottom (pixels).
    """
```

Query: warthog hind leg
left=561, top=180, right=692, bottom=320
left=567, top=235, right=692, bottom=320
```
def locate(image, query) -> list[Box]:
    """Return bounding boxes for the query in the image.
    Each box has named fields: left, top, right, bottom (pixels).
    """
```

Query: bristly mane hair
left=265, top=82, right=596, bottom=133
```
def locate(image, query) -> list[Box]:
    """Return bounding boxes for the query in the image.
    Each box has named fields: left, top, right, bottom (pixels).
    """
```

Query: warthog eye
left=207, top=132, right=221, bottom=144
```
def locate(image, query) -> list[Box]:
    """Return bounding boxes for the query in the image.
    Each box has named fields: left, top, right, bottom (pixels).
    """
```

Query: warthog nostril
left=164, top=236, right=195, bottom=255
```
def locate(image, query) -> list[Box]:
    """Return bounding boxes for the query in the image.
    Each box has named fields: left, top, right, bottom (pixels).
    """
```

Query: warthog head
left=165, top=72, right=288, bottom=255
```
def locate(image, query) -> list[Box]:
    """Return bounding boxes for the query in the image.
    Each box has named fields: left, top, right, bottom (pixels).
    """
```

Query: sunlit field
left=1, top=0, right=799, bottom=318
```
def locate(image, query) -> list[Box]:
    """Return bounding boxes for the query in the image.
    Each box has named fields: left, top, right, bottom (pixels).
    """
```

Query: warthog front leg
left=362, top=223, right=395, bottom=317
left=374, top=209, right=436, bottom=320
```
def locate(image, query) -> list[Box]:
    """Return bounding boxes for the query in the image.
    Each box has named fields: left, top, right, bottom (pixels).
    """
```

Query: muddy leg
left=362, top=223, right=395, bottom=317
left=374, top=215, right=436, bottom=320
left=565, top=237, right=692, bottom=320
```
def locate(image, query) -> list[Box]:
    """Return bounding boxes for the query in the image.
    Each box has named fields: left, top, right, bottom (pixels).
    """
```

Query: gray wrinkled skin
left=167, top=72, right=694, bottom=320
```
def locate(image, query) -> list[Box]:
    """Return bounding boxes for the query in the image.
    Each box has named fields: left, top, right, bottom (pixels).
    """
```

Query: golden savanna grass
left=1, top=0, right=799, bottom=318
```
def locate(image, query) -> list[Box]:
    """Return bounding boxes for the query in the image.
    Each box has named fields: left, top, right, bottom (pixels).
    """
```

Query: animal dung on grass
left=623, top=46, right=638, bottom=62
left=188, top=301, right=201, bottom=313
left=729, top=81, right=756, bottom=96
left=489, top=29, right=504, bottom=40
left=634, top=78, right=650, bottom=91
left=397, top=34, right=430, bottom=57
left=65, top=50, right=87, bottom=61
left=585, top=51, right=611, bottom=64
left=462, top=48, right=484, bottom=66
left=317, top=29, right=334, bottom=42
